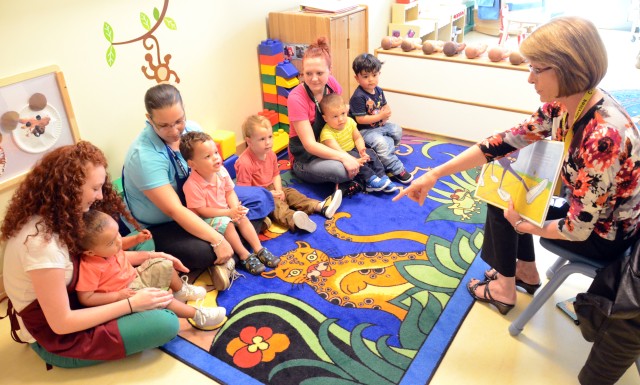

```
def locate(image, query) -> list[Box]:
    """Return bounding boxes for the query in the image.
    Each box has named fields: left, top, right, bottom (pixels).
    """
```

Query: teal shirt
left=122, top=120, right=200, bottom=227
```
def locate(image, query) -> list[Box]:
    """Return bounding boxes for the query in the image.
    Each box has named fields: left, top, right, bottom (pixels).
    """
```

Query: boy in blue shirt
left=349, top=53, right=412, bottom=184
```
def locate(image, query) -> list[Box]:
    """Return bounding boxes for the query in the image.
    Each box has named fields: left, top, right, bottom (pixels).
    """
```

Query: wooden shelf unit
left=374, top=47, right=541, bottom=143
left=268, top=6, right=368, bottom=99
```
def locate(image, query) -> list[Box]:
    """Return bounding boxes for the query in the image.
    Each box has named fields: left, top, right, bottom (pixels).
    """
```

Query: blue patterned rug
left=160, top=136, right=490, bottom=384
left=159, top=89, right=640, bottom=384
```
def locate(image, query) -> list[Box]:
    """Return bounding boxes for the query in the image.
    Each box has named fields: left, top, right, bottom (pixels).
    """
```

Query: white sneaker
left=173, top=275, right=206, bottom=302
left=192, top=304, right=227, bottom=330
left=320, top=189, right=342, bottom=219
left=293, top=211, right=317, bottom=233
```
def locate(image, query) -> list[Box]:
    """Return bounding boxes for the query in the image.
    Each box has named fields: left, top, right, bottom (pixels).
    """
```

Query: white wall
left=0, top=0, right=392, bottom=214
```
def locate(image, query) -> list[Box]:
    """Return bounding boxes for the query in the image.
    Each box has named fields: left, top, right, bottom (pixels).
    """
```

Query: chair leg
left=545, top=256, right=568, bottom=280
left=509, top=262, right=597, bottom=336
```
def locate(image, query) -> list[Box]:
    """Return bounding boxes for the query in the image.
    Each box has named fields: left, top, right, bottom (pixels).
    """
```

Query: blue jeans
left=360, top=122, right=404, bottom=175
left=292, top=157, right=350, bottom=184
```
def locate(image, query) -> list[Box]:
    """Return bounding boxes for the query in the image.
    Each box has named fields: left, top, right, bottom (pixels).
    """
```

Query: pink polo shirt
left=183, top=167, right=234, bottom=210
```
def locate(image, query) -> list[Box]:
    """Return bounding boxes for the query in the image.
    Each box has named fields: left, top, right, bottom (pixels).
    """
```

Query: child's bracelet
left=126, top=298, right=133, bottom=314
left=211, top=239, right=223, bottom=249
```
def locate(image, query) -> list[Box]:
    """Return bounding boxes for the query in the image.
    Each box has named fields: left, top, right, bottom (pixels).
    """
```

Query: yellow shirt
left=319, top=117, right=358, bottom=152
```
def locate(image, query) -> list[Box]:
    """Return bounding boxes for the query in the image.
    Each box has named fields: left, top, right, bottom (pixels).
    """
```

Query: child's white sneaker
left=320, top=189, right=342, bottom=219
left=293, top=211, right=317, bottom=233
left=173, top=275, right=206, bottom=302
left=191, top=305, right=227, bottom=330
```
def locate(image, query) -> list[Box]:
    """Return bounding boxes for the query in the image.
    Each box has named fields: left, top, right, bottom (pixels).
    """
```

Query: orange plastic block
left=258, top=109, right=279, bottom=127
left=210, top=130, right=236, bottom=160
left=277, top=95, right=288, bottom=107
left=263, top=92, right=278, bottom=104
left=259, top=53, right=284, bottom=66
left=272, top=129, right=289, bottom=154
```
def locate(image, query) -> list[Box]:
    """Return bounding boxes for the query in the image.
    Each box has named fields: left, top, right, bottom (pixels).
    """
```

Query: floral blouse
left=477, top=90, right=640, bottom=242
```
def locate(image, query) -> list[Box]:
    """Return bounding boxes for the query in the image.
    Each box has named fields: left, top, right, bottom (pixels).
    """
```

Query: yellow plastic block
left=210, top=130, right=236, bottom=160
left=260, top=64, right=276, bottom=76
left=262, top=83, right=277, bottom=95
left=272, top=129, right=289, bottom=154
left=278, top=113, right=289, bottom=125
left=275, top=76, right=300, bottom=88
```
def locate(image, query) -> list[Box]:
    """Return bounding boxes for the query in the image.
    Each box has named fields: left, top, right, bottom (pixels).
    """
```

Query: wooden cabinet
left=268, top=6, right=368, bottom=99
left=375, top=47, right=541, bottom=143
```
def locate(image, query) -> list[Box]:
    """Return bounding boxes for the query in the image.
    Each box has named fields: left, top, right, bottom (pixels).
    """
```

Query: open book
left=474, top=140, right=564, bottom=227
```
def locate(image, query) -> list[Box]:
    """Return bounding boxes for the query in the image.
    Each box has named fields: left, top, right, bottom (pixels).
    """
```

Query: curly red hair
left=0, top=141, right=138, bottom=256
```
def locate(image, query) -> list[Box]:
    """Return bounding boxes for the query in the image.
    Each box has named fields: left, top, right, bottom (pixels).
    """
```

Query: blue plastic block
left=259, top=39, right=284, bottom=56
left=277, top=86, right=293, bottom=98
left=223, top=154, right=239, bottom=180
left=276, top=60, right=299, bottom=78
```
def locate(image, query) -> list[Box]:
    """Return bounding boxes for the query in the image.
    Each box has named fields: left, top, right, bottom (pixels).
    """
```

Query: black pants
left=348, top=148, right=385, bottom=184
left=481, top=203, right=635, bottom=277
left=147, top=219, right=263, bottom=271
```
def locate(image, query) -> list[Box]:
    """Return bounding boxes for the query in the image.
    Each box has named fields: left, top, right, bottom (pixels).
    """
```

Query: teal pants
left=31, top=309, right=179, bottom=368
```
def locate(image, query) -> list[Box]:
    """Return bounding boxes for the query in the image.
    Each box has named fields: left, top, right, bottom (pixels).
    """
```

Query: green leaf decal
left=140, top=12, right=151, bottom=31
left=153, top=7, right=160, bottom=21
left=164, top=17, right=177, bottom=30
left=106, top=45, right=116, bottom=67
left=103, top=22, right=113, bottom=42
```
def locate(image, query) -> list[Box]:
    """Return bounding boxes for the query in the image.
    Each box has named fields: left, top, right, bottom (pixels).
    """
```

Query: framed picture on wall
left=0, top=65, right=80, bottom=192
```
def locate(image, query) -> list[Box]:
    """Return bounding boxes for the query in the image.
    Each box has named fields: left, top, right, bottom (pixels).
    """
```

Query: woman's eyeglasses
left=528, top=65, right=553, bottom=76
left=152, top=116, right=186, bottom=131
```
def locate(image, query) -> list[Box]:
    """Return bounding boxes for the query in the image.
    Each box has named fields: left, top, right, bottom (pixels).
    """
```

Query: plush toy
left=421, top=40, right=445, bottom=55
left=380, top=36, right=403, bottom=50
left=443, top=41, right=466, bottom=57
left=509, top=51, right=526, bottom=65
left=464, top=43, right=488, bottom=59
left=400, top=37, right=423, bottom=52
left=488, top=46, right=510, bottom=62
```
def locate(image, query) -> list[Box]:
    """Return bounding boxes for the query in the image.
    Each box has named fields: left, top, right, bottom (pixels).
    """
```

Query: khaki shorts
left=129, top=257, right=173, bottom=291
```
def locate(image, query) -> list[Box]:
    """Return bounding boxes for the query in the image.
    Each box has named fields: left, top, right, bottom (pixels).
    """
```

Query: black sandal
left=484, top=268, right=498, bottom=281
left=467, top=280, right=515, bottom=315
left=485, top=269, right=541, bottom=295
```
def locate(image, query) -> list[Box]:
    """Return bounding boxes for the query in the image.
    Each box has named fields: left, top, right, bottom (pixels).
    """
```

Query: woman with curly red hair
left=1, top=141, right=179, bottom=368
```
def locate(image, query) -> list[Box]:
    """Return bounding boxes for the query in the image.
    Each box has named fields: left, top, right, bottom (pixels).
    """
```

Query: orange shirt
left=76, top=250, right=137, bottom=293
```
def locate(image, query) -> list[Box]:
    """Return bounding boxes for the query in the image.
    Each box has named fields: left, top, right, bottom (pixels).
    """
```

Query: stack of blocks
left=258, top=39, right=300, bottom=135
left=259, top=39, right=283, bottom=129
left=258, top=109, right=289, bottom=154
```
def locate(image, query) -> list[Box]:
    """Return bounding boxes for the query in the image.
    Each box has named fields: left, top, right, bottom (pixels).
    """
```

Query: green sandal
left=257, top=247, right=281, bottom=268
left=242, top=254, right=266, bottom=275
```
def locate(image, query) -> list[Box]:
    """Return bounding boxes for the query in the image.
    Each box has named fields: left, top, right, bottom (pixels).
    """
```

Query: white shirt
left=3, top=216, right=73, bottom=342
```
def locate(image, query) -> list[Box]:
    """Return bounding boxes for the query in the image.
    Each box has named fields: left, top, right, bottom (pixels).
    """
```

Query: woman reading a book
left=395, top=17, right=640, bottom=382
left=398, top=15, right=639, bottom=313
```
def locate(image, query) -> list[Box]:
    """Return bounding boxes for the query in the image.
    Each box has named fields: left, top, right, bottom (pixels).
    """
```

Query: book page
left=474, top=140, right=564, bottom=227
